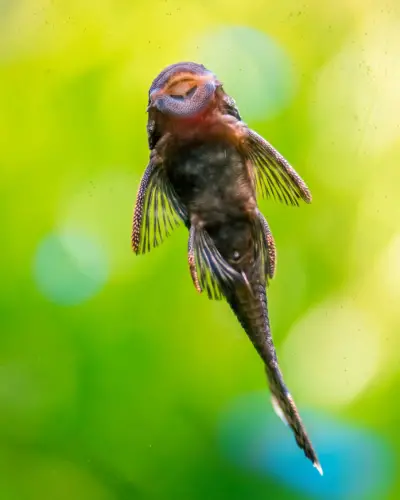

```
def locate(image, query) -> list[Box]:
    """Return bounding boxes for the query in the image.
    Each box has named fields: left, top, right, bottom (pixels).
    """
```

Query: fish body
left=132, top=62, right=322, bottom=475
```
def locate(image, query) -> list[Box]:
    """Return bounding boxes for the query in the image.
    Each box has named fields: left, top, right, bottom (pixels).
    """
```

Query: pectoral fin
left=132, top=156, right=187, bottom=254
left=242, top=128, right=312, bottom=206
left=188, top=225, right=202, bottom=294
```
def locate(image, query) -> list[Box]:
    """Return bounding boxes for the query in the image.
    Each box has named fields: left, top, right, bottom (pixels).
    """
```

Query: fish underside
left=132, top=62, right=322, bottom=475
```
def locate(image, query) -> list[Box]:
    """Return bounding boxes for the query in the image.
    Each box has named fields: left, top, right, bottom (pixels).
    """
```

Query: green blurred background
left=1, top=0, right=400, bottom=498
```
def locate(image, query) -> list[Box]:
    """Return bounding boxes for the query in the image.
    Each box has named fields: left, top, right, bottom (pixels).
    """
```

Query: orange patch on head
left=165, top=72, right=215, bottom=95
left=168, top=79, right=196, bottom=96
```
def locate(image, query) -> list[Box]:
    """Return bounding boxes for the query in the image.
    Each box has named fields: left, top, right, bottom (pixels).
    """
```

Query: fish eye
left=232, top=251, right=240, bottom=261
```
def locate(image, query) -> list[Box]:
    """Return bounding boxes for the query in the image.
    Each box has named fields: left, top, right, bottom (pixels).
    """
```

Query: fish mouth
left=148, top=74, right=218, bottom=117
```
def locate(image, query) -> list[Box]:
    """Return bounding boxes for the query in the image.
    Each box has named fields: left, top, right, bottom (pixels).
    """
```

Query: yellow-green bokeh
left=1, top=0, right=400, bottom=498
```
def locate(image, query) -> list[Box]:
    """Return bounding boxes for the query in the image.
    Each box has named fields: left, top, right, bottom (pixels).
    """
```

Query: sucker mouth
left=151, top=80, right=216, bottom=117
left=147, top=70, right=219, bottom=114
left=169, top=85, right=198, bottom=101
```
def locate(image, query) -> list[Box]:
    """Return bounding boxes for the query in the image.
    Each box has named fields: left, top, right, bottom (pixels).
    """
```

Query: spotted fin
left=243, top=128, right=312, bottom=206
left=132, top=157, right=187, bottom=254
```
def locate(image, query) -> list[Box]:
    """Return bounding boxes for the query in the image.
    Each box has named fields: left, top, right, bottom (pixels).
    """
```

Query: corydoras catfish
left=131, top=62, right=322, bottom=475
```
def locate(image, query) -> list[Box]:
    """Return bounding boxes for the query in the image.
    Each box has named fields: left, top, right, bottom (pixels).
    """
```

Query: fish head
left=148, top=62, right=221, bottom=118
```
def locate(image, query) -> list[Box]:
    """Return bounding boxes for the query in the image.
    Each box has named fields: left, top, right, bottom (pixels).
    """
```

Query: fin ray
left=190, top=224, right=244, bottom=299
left=265, top=360, right=322, bottom=473
left=243, top=129, right=312, bottom=206
left=132, top=157, right=187, bottom=254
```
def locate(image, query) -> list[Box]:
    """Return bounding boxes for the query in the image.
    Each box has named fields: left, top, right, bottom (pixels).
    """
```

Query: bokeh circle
left=188, top=26, right=296, bottom=121
left=34, top=230, right=108, bottom=305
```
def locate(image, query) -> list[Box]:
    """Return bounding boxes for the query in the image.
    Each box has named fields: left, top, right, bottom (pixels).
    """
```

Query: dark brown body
left=132, top=62, right=322, bottom=475
left=164, top=138, right=255, bottom=258
left=163, top=131, right=269, bottom=364
left=161, top=128, right=318, bottom=467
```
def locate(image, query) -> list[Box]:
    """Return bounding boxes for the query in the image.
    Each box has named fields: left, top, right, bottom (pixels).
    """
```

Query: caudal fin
left=266, top=363, right=323, bottom=475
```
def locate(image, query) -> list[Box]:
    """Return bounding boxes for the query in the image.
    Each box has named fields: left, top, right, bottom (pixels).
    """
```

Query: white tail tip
left=314, top=461, right=323, bottom=476
left=271, top=395, right=288, bottom=426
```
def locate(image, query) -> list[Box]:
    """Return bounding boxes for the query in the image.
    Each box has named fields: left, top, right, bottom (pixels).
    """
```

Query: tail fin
left=266, top=361, right=323, bottom=475
left=221, top=211, right=322, bottom=474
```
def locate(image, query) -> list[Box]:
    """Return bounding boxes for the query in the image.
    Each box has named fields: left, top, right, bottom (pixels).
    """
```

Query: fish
left=131, top=61, right=322, bottom=475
